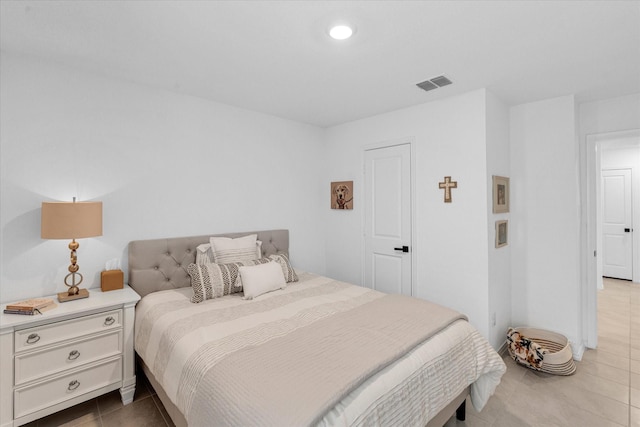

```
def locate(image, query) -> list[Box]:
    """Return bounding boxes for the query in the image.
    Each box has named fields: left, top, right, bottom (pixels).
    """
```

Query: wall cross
left=438, top=176, right=458, bottom=203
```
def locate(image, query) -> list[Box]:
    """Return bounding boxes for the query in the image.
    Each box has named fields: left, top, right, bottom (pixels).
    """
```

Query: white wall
left=323, top=89, right=493, bottom=340
left=580, top=94, right=640, bottom=138
left=510, top=95, right=582, bottom=353
left=486, top=91, right=511, bottom=349
left=0, top=51, right=326, bottom=303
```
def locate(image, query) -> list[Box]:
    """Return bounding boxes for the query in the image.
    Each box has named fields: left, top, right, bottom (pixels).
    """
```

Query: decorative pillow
left=196, top=240, right=262, bottom=266
left=239, top=261, right=286, bottom=300
left=268, top=253, right=298, bottom=283
left=210, top=234, right=260, bottom=264
left=188, top=262, right=239, bottom=303
left=188, top=258, right=270, bottom=303
left=195, top=243, right=215, bottom=265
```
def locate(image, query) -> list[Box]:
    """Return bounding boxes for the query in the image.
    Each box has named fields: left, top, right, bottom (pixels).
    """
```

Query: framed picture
left=495, top=220, right=508, bottom=248
left=492, top=176, right=510, bottom=213
left=331, top=181, right=353, bottom=210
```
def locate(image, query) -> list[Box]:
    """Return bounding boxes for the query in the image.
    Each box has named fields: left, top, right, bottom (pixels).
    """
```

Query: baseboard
left=498, top=340, right=508, bottom=356
left=570, top=341, right=585, bottom=361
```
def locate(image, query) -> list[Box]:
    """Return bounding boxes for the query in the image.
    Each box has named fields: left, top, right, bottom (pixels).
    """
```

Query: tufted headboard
left=128, top=230, right=289, bottom=298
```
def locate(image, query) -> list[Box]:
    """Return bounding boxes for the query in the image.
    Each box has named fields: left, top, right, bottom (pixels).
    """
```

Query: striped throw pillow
left=188, top=258, right=270, bottom=303
left=268, top=253, right=298, bottom=283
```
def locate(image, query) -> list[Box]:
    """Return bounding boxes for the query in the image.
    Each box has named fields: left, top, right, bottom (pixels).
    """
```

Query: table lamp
left=41, top=198, right=103, bottom=302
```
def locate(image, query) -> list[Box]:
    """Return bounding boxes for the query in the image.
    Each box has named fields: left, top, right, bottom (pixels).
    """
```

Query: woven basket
left=507, top=327, right=576, bottom=376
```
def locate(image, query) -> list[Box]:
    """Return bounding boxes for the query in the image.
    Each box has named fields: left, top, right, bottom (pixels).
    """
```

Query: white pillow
left=239, top=261, right=286, bottom=300
left=195, top=243, right=215, bottom=265
left=209, top=234, right=260, bottom=264
left=196, top=240, right=262, bottom=265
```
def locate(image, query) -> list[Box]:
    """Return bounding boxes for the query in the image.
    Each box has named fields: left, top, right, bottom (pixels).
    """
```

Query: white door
left=364, top=143, right=412, bottom=295
left=602, top=168, right=633, bottom=280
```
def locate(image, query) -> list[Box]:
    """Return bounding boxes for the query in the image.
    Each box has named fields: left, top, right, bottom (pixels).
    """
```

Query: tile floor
left=22, top=278, right=639, bottom=426
left=445, top=277, right=640, bottom=427
left=22, top=371, right=175, bottom=427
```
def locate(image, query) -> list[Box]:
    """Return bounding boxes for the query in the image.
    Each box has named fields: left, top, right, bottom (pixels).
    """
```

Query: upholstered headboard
left=128, top=230, right=289, bottom=298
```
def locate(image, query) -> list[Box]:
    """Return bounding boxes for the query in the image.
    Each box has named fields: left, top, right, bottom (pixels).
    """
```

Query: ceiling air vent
left=430, top=75, right=452, bottom=87
left=416, top=75, right=453, bottom=92
left=416, top=80, right=438, bottom=92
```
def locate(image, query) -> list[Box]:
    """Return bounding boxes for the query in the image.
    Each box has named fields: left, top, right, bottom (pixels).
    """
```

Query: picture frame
left=492, top=175, right=510, bottom=213
left=331, top=180, right=353, bottom=210
left=495, top=220, right=508, bottom=248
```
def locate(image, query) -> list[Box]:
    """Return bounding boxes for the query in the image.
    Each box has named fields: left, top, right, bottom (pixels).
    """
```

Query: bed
left=129, top=230, right=505, bottom=427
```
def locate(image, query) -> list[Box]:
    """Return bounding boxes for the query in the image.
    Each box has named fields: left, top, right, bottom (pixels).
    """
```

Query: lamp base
left=57, top=288, right=90, bottom=303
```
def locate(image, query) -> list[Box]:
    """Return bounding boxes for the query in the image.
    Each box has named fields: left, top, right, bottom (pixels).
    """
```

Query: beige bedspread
left=135, top=273, right=504, bottom=426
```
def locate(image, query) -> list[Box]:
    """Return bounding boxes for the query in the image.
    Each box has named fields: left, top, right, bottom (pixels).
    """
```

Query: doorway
left=584, top=129, right=640, bottom=348
left=363, top=141, right=414, bottom=296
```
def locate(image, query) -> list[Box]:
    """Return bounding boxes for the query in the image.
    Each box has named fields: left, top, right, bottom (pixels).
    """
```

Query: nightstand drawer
left=15, top=330, right=123, bottom=386
left=14, top=356, right=122, bottom=419
left=15, top=309, right=122, bottom=352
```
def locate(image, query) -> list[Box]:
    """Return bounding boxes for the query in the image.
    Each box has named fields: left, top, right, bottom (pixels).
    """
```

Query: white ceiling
left=1, top=1, right=639, bottom=127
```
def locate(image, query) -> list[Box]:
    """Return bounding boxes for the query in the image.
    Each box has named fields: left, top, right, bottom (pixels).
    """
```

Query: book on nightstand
left=4, top=298, right=56, bottom=315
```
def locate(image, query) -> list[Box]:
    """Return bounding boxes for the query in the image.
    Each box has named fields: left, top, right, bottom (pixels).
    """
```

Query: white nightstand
left=0, top=286, right=140, bottom=427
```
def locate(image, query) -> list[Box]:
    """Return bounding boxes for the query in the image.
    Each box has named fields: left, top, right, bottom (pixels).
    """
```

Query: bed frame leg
left=455, top=399, right=466, bottom=421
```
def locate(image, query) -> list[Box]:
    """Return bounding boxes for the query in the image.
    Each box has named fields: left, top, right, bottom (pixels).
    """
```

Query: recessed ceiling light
left=329, top=25, right=354, bottom=40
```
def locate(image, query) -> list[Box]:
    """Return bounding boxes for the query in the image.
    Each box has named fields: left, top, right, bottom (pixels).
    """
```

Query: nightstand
left=0, top=286, right=140, bottom=427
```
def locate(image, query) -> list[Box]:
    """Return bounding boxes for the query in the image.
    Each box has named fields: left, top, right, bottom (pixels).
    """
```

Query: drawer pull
left=68, top=350, right=81, bottom=360
left=104, top=316, right=115, bottom=326
left=26, top=333, right=40, bottom=344
left=67, top=380, right=80, bottom=391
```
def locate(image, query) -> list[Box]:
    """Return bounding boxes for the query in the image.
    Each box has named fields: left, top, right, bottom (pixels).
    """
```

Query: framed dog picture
left=331, top=181, right=353, bottom=210
left=492, top=175, right=510, bottom=213
left=495, top=220, right=508, bottom=248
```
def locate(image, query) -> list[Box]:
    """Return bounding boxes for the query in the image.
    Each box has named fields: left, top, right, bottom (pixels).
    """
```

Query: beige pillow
left=195, top=243, right=215, bottom=265
left=196, top=240, right=262, bottom=265
left=210, top=234, right=260, bottom=264
left=239, top=262, right=286, bottom=300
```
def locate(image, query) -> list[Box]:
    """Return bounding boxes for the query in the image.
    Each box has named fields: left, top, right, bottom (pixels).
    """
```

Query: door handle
left=625, top=228, right=632, bottom=232
left=394, top=246, right=409, bottom=253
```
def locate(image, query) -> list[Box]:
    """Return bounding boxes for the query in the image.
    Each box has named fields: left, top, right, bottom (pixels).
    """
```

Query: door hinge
left=594, top=250, right=597, bottom=257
